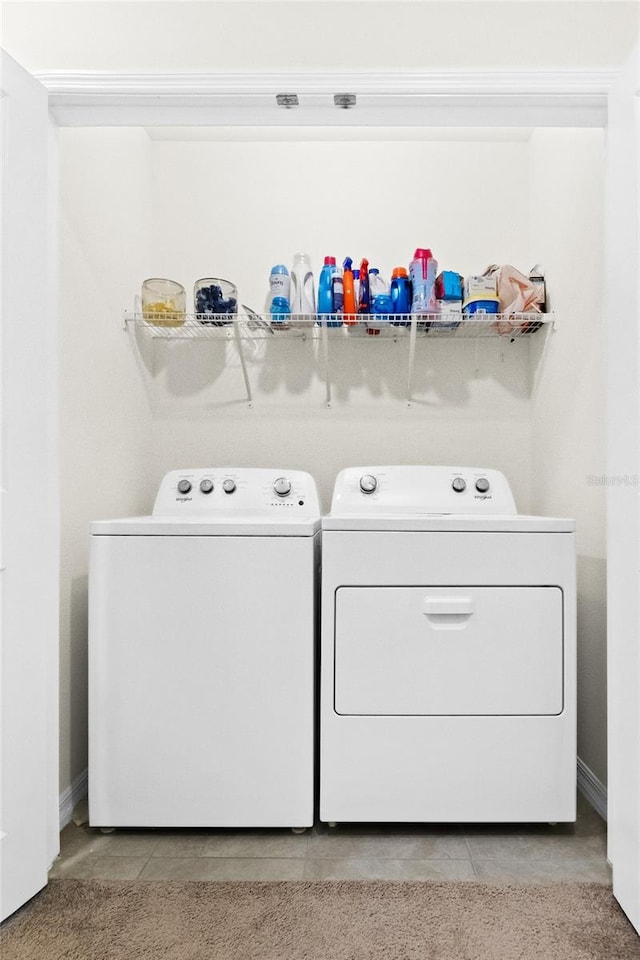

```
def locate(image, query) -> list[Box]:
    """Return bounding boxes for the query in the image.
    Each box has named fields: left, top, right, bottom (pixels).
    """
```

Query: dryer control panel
left=331, top=466, right=517, bottom=516
left=153, top=468, right=321, bottom=518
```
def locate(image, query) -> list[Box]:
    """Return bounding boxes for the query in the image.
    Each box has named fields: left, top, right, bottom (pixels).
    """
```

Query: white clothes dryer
left=89, top=467, right=320, bottom=829
left=320, top=466, right=576, bottom=825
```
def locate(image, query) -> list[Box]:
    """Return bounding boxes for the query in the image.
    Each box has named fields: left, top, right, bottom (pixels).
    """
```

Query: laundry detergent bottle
left=410, top=248, right=438, bottom=316
left=369, top=268, right=389, bottom=300
left=290, top=252, right=316, bottom=322
left=390, top=267, right=411, bottom=326
left=318, top=256, right=341, bottom=326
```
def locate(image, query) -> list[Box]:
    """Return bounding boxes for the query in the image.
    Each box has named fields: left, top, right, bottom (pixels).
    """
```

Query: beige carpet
left=1, top=880, right=639, bottom=960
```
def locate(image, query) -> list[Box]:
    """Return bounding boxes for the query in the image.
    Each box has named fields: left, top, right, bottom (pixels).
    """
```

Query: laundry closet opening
left=58, top=124, right=606, bottom=810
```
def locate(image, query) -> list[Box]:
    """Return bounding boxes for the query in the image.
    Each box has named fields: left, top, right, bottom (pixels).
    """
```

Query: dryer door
left=334, top=586, right=563, bottom=716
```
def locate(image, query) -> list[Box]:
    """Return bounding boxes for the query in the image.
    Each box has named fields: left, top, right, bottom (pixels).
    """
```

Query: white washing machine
left=89, top=467, right=320, bottom=829
left=320, top=465, right=576, bottom=824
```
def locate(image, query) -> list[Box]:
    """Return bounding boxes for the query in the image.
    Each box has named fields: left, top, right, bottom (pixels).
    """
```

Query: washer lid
left=91, top=516, right=321, bottom=537
left=322, top=514, right=575, bottom=533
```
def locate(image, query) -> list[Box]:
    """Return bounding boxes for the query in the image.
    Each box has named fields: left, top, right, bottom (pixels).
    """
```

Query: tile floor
left=50, top=794, right=610, bottom=884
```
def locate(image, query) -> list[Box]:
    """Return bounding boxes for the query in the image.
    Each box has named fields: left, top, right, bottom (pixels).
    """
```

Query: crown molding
left=38, top=68, right=617, bottom=127
left=38, top=69, right=617, bottom=96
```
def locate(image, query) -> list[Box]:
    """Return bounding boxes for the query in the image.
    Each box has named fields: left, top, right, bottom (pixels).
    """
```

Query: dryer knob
left=359, top=475, right=378, bottom=494
left=452, top=477, right=466, bottom=493
left=199, top=479, right=214, bottom=494
left=177, top=479, right=192, bottom=494
left=222, top=479, right=236, bottom=494
left=273, top=477, right=292, bottom=497
left=475, top=477, right=490, bottom=493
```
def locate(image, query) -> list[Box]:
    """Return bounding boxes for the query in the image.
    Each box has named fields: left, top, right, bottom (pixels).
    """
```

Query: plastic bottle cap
left=392, top=267, right=408, bottom=279
left=271, top=264, right=289, bottom=274
left=343, top=257, right=353, bottom=271
left=413, top=248, right=433, bottom=260
left=324, top=256, right=336, bottom=266
left=369, top=268, right=379, bottom=275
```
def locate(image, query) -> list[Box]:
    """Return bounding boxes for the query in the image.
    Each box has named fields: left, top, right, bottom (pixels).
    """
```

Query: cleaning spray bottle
left=358, top=258, right=371, bottom=316
left=343, top=257, right=357, bottom=326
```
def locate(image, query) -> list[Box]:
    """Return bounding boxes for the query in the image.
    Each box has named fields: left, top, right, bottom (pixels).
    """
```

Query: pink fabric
left=484, top=264, right=543, bottom=314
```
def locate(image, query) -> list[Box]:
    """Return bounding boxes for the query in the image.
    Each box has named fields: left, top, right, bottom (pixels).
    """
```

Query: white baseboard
left=59, top=767, right=88, bottom=830
left=57, top=761, right=607, bottom=829
left=577, top=757, right=607, bottom=821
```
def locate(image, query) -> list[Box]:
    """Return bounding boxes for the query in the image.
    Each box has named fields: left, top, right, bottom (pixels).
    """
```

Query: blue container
left=372, top=293, right=393, bottom=317
left=269, top=264, right=290, bottom=301
left=390, top=274, right=411, bottom=325
left=318, top=256, right=343, bottom=327
left=463, top=298, right=500, bottom=315
left=367, top=293, right=393, bottom=335
left=270, top=295, right=291, bottom=327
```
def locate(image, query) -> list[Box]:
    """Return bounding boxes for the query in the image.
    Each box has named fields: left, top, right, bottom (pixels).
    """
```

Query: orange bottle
left=342, top=257, right=357, bottom=324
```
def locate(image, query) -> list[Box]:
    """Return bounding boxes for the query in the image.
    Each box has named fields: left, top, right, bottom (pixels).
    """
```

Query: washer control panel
left=153, top=468, right=320, bottom=517
left=331, top=466, right=517, bottom=516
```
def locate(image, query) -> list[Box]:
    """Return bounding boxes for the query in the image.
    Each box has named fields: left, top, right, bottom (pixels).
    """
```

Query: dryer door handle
left=423, top=596, right=474, bottom=617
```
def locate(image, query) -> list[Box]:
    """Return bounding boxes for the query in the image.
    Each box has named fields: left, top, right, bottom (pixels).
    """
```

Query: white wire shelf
left=124, top=311, right=552, bottom=341
left=124, top=310, right=554, bottom=407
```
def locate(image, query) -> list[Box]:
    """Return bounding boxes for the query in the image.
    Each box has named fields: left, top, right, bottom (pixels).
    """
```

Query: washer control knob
left=452, top=477, right=466, bottom=493
left=199, top=479, right=214, bottom=494
left=475, top=477, right=490, bottom=493
left=273, top=477, right=292, bottom=497
left=359, top=475, right=378, bottom=495
left=222, top=479, right=236, bottom=494
left=177, top=479, right=192, bottom=494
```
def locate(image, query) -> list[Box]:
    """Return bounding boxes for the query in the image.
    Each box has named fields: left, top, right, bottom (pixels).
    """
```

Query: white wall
left=2, top=2, right=638, bottom=72
left=529, top=128, right=606, bottom=784
left=146, top=135, right=534, bottom=511
left=56, top=126, right=606, bottom=804
left=59, top=128, right=156, bottom=796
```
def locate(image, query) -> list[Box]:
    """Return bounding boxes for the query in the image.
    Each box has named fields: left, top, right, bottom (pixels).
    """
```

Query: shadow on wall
left=576, top=555, right=607, bottom=786
left=126, top=327, right=535, bottom=414
left=68, top=574, right=89, bottom=782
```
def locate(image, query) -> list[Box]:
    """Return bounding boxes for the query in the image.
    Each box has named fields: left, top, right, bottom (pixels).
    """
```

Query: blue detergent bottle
left=318, top=256, right=342, bottom=327
left=390, top=267, right=411, bottom=326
